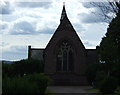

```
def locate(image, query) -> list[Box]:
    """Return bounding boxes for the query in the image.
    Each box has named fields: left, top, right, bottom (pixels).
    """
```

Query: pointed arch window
left=57, top=41, right=73, bottom=72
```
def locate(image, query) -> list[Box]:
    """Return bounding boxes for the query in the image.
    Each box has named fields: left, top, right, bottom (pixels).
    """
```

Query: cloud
left=2, top=45, right=27, bottom=61
left=1, top=23, right=8, bottom=30
left=82, top=2, right=95, bottom=8
left=10, top=20, right=55, bottom=35
left=0, top=2, right=13, bottom=15
left=38, top=27, right=55, bottom=34
left=83, top=40, right=98, bottom=49
left=78, top=2, right=107, bottom=23
left=78, top=12, right=105, bottom=23
left=17, top=2, right=52, bottom=9
left=1, top=1, right=109, bottom=61
left=82, top=2, right=110, bottom=10
left=84, top=41, right=94, bottom=47
left=73, top=23, right=86, bottom=33
left=0, top=42, right=9, bottom=47
left=10, top=46, right=27, bottom=53
left=0, top=21, right=8, bottom=30
left=82, top=2, right=114, bottom=23
left=10, top=21, right=36, bottom=35
left=0, top=21, right=10, bottom=34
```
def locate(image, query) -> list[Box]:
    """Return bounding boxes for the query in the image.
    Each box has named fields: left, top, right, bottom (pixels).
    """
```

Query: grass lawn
left=45, top=89, right=53, bottom=95
left=87, top=88, right=99, bottom=92
left=86, top=87, right=120, bottom=95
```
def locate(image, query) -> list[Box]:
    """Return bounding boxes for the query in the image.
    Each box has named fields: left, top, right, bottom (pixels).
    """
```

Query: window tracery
left=57, top=41, right=73, bottom=72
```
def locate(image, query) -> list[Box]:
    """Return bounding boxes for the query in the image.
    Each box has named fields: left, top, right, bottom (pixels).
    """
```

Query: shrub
left=2, top=77, right=39, bottom=94
left=112, top=62, right=120, bottom=85
left=86, top=64, right=99, bottom=85
left=95, top=71, right=107, bottom=87
left=25, top=73, right=50, bottom=94
left=2, top=73, right=49, bottom=94
left=99, top=76, right=118, bottom=94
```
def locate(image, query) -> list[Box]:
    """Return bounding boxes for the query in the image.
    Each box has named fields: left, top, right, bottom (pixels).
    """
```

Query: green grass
left=87, top=88, right=99, bottom=92
left=45, top=89, right=53, bottom=95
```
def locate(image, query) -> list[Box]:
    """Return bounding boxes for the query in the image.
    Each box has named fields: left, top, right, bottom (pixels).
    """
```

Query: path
left=47, top=86, right=98, bottom=94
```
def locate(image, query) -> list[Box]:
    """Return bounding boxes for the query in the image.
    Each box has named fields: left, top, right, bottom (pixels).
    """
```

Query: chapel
left=28, top=3, right=97, bottom=85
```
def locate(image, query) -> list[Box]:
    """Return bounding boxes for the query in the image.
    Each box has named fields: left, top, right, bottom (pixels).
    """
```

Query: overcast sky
left=0, top=0, right=110, bottom=61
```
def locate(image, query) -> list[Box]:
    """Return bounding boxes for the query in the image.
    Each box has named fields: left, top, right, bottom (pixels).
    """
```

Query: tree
left=98, top=10, right=120, bottom=77
left=2, top=59, right=44, bottom=77
left=90, top=0, right=120, bottom=22
left=2, top=63, right=14, bottom=78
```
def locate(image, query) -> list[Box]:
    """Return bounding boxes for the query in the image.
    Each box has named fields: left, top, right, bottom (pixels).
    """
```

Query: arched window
left=56, top=41, right=73, bottom=72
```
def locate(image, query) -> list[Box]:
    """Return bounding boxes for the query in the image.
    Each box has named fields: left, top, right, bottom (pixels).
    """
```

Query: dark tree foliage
left=86, top=63, right=107, bottom=85
left=99, top=76, right=118, bottom=94
left=2, top=59, right=44, bottom=77
left=13, top=59, right=44, bottom=76
left=2, top=63, right=14, bottom=78
left=98, top=10, right=120, bottom=83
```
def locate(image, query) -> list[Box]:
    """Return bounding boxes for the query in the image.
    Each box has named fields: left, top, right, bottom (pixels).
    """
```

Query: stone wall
left=28, top=46, right=44, bottom=61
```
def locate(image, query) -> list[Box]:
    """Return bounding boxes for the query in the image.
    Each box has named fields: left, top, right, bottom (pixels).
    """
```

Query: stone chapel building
left=28, top=4, right=97, bottom=85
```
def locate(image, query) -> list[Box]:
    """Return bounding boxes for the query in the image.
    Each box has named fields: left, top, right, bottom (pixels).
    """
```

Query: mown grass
left=86, top=88, right=99, bottom=92
left=86, top=87, right=120, bottom=95
left=45, top=89, right=53, bottom=95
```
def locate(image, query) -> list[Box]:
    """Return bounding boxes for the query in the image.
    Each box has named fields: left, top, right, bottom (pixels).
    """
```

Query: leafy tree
left=99, top=76, right=118, bottom=94
left=2, top=59, right=44, bottom=77
left=2, top=63, right=14, bottom=78
left=86, top=63, right=107, bottom=86
left=95, top=71, right=107, bottom=87
left=86, top=64, right=99, bottom=85
left=98, top=10, right=120, bottom=78
left=12, top=59, right=44, bottom=76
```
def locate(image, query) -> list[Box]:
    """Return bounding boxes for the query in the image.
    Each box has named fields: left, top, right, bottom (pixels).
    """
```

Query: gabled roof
left=45, top=3, right=85, bottom=50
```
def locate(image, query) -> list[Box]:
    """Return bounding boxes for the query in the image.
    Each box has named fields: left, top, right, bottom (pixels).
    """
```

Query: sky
left=0, top=0, right=110, bottom=61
